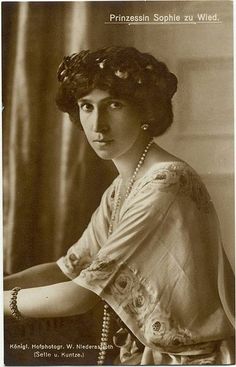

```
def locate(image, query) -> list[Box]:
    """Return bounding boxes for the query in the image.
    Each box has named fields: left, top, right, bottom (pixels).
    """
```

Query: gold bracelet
left=9, top=287, right=24, bottom=321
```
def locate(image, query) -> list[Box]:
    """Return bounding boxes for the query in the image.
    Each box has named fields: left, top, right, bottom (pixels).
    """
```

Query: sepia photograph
left=2, top=0, right=235, bottom=365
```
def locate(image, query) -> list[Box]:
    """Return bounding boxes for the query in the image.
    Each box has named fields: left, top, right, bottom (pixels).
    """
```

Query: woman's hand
left=4, top=281, right=100, bottom=319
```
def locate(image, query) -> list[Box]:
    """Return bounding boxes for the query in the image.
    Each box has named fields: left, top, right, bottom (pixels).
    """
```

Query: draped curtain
left=3, top=2, right=132, bottom=273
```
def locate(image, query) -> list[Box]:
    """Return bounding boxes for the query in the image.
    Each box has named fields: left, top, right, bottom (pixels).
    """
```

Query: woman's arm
left=4, top=262, right=69, bottom=290
left=4, top=281, right=100, bottom=318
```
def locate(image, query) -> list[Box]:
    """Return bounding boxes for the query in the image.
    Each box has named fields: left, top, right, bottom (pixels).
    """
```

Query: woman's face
left=77, top=89, right=145, bottom=160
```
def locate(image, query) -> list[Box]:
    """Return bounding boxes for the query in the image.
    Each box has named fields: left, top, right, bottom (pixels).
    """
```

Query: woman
left=4, top=46, right=235, bottom=365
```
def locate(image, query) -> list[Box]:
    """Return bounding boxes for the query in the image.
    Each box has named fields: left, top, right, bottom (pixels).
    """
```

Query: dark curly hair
left=55, top=46, right=178, bottom=136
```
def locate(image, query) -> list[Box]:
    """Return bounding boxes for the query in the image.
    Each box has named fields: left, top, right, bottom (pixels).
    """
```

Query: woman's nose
left=92, top=110, right=109, bottom=132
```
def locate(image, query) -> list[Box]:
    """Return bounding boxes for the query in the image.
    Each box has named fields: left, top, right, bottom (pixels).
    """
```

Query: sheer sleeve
left=56, top=178, right=117, bottom=279
left=70, top=164, right=234, bottom=353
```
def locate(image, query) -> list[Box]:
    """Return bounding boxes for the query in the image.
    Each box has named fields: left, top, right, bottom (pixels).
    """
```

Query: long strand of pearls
left=124, top=138, right=154, bottom=199
left=97, top=138, right=153, bottom=365
left=108, top=179, right=122, bottom=236
left=97, top=304, right=110, bottom=365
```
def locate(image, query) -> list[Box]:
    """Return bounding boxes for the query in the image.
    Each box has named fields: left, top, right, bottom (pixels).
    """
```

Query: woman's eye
left=109, top=101, right=123, bottom=110
left=79, top=103, right=93, bottom=112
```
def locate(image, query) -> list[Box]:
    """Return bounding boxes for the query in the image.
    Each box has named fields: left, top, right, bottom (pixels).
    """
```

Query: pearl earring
left=141, top=123, right=150, bottom=131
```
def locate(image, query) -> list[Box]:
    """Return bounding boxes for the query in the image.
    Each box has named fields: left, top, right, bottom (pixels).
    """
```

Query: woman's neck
left=112, top=135, right=152, bottom=184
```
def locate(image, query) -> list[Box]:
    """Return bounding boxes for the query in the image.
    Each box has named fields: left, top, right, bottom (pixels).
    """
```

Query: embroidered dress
left=57, top=162, right=235, bottom=365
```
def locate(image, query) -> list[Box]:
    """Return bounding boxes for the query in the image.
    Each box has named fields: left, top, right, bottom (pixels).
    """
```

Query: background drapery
left=3, top=2, right=118, bottom=273
left=3, top=2, right=234, bottom=272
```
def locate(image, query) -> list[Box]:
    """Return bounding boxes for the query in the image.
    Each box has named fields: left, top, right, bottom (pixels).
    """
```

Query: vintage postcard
left=2, top=1, right=234, bottom=365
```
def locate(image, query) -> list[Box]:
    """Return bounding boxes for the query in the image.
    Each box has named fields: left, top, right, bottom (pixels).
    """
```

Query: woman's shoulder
left=136, top=160, right=197, bottom=186
left=132, top=160, right=212, bottom=213
left=135, top=143, right=199, bottom=189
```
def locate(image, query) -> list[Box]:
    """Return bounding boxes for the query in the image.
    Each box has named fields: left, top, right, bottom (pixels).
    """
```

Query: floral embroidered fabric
left=57, top=161, right=234, bottom=364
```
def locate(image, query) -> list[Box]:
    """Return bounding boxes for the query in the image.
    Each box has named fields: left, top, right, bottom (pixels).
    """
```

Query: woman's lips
left=93, top=139, right=114, bottom=147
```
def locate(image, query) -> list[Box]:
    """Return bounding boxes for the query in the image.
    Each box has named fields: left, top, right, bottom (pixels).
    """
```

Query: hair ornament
left=60, top=69, right=67, bottom=78
left=98, top=59, right=106, bottom=69
left=114, top=70, right=129, bottom=79
left=70, top=53, right=78, bottom=60
left=145, top=64, right=153, bottom=70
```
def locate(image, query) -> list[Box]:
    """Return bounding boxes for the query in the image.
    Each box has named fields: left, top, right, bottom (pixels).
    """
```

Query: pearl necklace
left=124, top=138, right=154, bottom=198
left=97, top=138, right=154, bottom=365
left=97, top=303, right=110, bottom=365
left=108, top=138, right=154, bottom=236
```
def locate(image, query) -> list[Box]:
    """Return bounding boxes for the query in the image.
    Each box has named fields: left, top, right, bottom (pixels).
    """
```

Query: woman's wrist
left=4, top=281, right=99, bottom=319
left=4, top=288, right=25, bottom=320
left=9, top=287, right=24, bottom=320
